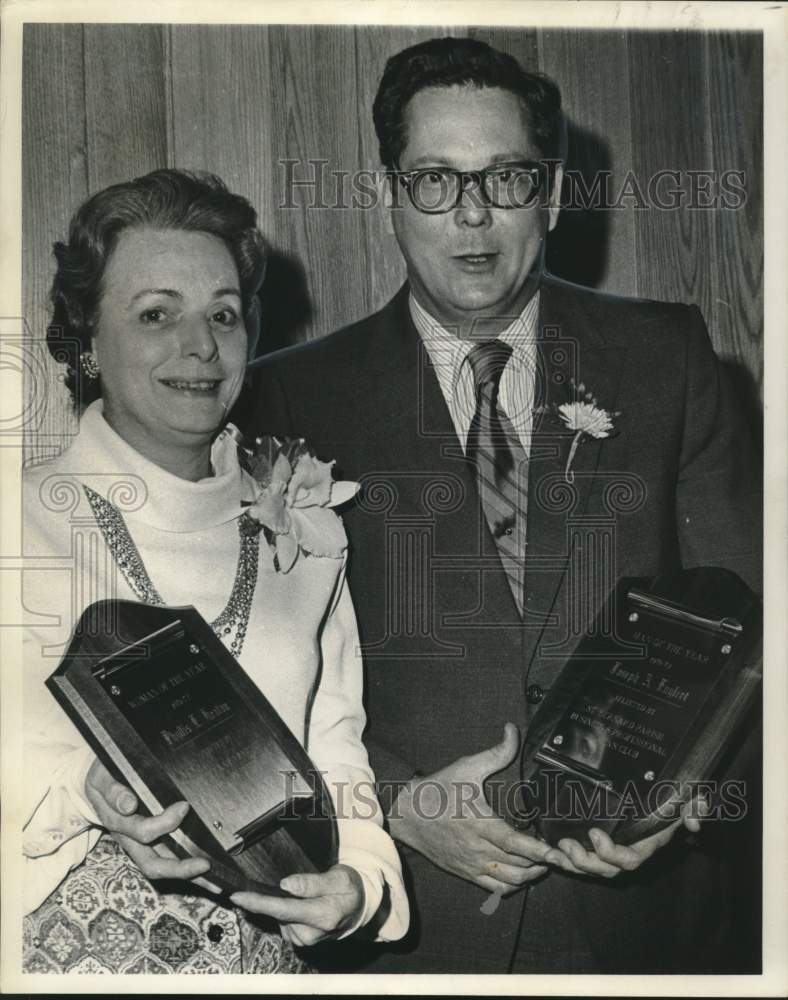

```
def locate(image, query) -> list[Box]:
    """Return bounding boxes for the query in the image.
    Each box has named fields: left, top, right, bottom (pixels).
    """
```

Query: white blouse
left=21, top=401, right=408, bottom=940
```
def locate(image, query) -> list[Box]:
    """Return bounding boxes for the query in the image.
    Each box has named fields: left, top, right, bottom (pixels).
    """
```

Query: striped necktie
left=465, top=340, right=528, bottom=615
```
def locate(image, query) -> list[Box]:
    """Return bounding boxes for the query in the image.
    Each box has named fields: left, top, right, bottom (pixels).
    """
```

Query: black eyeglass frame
left=391, top=159, right=557, bottom=214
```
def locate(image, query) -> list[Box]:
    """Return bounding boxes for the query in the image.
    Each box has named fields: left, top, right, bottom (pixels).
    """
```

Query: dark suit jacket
left=241, top=275, right=762, bottom=974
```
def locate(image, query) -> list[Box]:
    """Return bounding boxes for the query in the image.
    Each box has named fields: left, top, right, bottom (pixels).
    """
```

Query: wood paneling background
left=22, top=24, right=763, bottom=463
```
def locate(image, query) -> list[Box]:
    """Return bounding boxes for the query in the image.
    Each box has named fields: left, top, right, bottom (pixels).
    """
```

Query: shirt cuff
left=61, top=744, right=101, bottom=827
left=335, top=818, right=410, bottom=942
left=23, top=827, right=103, bottom=915
left=336, top=863, right=384, bottom=940
left=23, top=744, right=101, bottom=862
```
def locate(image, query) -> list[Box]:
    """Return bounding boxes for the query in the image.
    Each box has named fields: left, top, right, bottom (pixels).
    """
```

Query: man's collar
left=409, top=290, right=540, bottom=395
left=409, top=290, right=540, bottom=349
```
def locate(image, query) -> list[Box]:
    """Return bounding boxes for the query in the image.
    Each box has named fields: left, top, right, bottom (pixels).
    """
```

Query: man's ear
left=548, top=163, right=563, bottom=233
left=380, top=170, right=396, bottom=237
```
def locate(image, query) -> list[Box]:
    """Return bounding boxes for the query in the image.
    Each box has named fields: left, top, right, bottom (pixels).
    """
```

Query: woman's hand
left=84, top=758, right=211, bottom=881
left=230, top=864, right=365, bottom=947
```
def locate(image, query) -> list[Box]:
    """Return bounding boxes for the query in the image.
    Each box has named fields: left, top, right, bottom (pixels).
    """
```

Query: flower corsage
left=240, top=435, right=359, bottom=573
left=537, top=380, right=620, bottom=484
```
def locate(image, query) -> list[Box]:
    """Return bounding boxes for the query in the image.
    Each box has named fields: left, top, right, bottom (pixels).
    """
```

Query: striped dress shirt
left=409, top=292, right=540, bottom=611
left=409, top=291, right=540, bottom=459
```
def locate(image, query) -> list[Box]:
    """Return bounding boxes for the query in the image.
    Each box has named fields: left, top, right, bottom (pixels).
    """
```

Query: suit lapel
left=351, top=287, right=472, bottom=507
left=523, top=276, right=628, bottom=675
left=352, top=279, right=630, bottom=666
left=356, top=290, right=524, bottom=641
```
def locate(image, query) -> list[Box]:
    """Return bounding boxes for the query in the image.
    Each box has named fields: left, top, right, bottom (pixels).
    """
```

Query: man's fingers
left=485, top=859, right=548, bottom=886
left=585, top=829, right=645, bottom=871
left=461, top=722, right=521, bottom=781
left=589, top=819, right=681, bottom=868
left=552, top=838, right=622, bottom=878
left=545, top=815, right=689, bottom=880
left=484, top=822, right=553, bottom=865
left=543, top=847, right=586, bottom=876
left=681, top=795, right=711, bottom=834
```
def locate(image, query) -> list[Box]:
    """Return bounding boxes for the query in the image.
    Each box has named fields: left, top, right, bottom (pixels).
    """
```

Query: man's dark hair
left=47, top=168, right=267, bottom=412
left=372, top=36, right=564, bottom=171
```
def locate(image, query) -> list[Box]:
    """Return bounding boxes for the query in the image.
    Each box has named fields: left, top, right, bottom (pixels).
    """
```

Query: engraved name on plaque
left=47, top=600, right=338, bottom=896
left=519, top=567, right=762, bottom=846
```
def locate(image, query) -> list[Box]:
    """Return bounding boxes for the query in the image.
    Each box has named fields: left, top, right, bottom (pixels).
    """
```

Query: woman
left=22, top=169, right=408, bottom=973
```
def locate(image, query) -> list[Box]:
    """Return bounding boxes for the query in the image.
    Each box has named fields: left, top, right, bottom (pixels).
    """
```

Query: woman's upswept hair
left=47, top=168, right=267, bottom=411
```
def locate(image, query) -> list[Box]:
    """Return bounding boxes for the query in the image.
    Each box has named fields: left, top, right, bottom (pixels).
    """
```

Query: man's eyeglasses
left=392, top=160, right=551, bottom=214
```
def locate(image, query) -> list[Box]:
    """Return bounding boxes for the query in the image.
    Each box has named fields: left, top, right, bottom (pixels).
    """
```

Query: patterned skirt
left=23, top=835, right=315, bottom=974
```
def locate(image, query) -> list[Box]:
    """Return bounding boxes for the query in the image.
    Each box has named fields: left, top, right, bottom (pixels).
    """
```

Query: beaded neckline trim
left=82, top=484, right=260, bottom=658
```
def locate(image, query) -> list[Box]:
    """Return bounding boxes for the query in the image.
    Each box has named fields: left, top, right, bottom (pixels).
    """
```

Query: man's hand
left=231, top=864, right=365, bottom=947
left=85, top=758, right=210, bottom=881
left=389, top=723, right=551, bottom=895
left=544, top=796, right=711, bottom=878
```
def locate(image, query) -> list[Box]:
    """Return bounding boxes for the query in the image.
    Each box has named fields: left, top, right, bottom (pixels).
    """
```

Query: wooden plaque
left=47, top=599, right=338, bottom=897
left=518, top=567, right=762, bottom=846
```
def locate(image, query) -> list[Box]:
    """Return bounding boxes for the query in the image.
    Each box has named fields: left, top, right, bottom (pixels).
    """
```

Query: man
left=246, top=37, right=761, bottom=973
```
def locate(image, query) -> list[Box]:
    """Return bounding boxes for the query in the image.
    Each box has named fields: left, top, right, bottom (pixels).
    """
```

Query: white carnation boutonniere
left=537, top=381, right=620, bottom=484
left=239, top=435, right=359, bottom=573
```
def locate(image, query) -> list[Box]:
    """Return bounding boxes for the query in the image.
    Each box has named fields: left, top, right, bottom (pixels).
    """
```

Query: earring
left=80, top=351, right=100, bottom=380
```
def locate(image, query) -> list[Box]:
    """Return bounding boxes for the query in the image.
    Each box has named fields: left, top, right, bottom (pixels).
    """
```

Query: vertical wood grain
left=628, top=31, right=717, bottom=320
left=537, top=29, right=638, bottom=297
left=263, top=24, right=369, bottom=343
left=353, top=25, right=459, bottom=313
left=167, top=25, right=275, bottom=222
left=22, top=24, right=88, bottom=465
left=21, top=25, right=764, bottom=461
left=705, top=31, right=763, bottom=403
left=166, top=25, right=300, bottom=353
left=83, top=25, right=168, bottom=191
left=468, top=25, right=539, bottom=68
